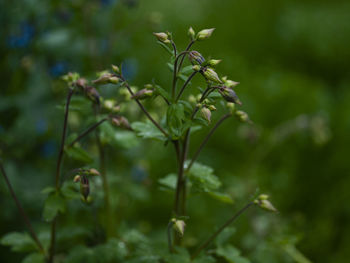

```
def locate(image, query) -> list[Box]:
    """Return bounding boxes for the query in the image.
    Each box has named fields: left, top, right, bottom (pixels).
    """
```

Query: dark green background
left=1, top=0, right=349, bottom=262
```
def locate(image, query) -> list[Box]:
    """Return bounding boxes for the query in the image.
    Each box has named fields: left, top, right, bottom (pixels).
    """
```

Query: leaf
left=167, top=103, right=186, bottom=139
left=186, top=161, right=221, bottom=192
left=64, top=145, right=93, bottom=163
left=208, top=191, right=234, bottom=204
left=283, top=244, right=312, bottom=263
left=157, top=41, right=173, bottom=55
left=22, top=253, right=45, bottom=263
left=216, top=245, right=250, bottom=263
left=42, top=193, right=66, bottom=221
left=158, top=173, right=177, bottom=190
left=154, top=85, right=171, bottom=102
left=215, top=227, right=236, bottom=247
left=131, top=121, right=167, bottom=141
left=181, top=65, right=194, bottom=75
left=1, top=232, right=37, bottom=252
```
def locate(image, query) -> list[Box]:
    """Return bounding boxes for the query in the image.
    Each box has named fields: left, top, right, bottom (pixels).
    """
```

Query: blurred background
left=1, top=0, right=350, bottom=262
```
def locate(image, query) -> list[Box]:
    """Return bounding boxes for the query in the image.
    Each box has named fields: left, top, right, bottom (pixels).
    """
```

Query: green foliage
left=131, top=121, right=167, bottom=141
left=42, top=193, right=66, bottom=221
left=0, top=232, right=37, bottom=253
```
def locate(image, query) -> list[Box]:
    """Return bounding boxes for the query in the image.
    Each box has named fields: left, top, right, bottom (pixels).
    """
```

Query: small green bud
left=108, top=76, right=119, bottom=84
left=218, top=86, right=242, bottom=105
left=188, top=95, right=197, bottom=104
left=153, top=32, right=170, bottom=44
left=73, top=175, right=81, bottom=183
left=111, top=64, right=120, bottom=74
left=196, top=28, right=215, bottom=41
left=254, top=195, right=277, bottom=213
left=192, top=65, right=201, bottom=72
left=201, top=107, right=212, bottom=123
left=144, top=84, right=153, bottom=90
left=188, top=27, right=195, bottom=40
left=208, top=105, right=217, bottom=111
left=131, top=88, right=154, bottom=100
left=235, top=110, right=250, bottom=123
left=202, top=67, right=223, bottom=84
left=258, top=194, right=269, bottom=200
left=111, top=116, right=132, bottom=130
left=62, top=72, right=80, bottom=84
left=226, top=102, right=236, bottom=113
left=87, top=168, right=100, bottom=176
left=173, top=219, right=186, bottom=237
left=188, top=51, right=205, bottom=65
left=223, top=78, right=239, bottom=88
left=207, top=59, right=222, bottom=67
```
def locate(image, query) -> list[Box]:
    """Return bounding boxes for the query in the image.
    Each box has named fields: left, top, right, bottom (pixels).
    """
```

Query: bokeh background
left=1, top=0, right=350, bottom=262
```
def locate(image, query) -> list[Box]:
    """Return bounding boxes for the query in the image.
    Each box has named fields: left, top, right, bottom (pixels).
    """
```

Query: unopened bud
left=144, top=84, right=153, bottom=90
left=85, top=86, right=100, bottom=105
left=208, top=105, right=217, bottom=111
left=87, top=168, right=100, bottom=176
left=172, top=219, right=186, bottom=236
left=80, top=176, right=90, bottom=201
left=226, top=102, right=236, bottom=113
left=188, top=51, right=205, bottom=65
left=111, top=116, right=132, bottom=130
left=218, top=86, right=242, bottom=105
left=108, top=76, right=119, bottom=84
left=62, top=72, right=80, bottom=84
left=188, top=95, right=197, bottom=104
left=202, top=67, right=223, bottom=84
left=192, top=65, right=201, bottom=72
left=201, top=107, right=212, bottom=123
left=207, top=59, right=222, bottom=67
left=75, top=78, right=87, bottom=89
left=111, top=64, right=120, bottom=74
left=254, top=195, right=277, bottom=213
left=188, top=27, right=195, bottom=40
left=93, top=73, right=113, bottom=85
left=153, top=32, right=170, bottom=44
left=73, top=175, right=81, bottom=183
left=196, top=28, right=215, bottom=41
left=224, top=79, right=239, bottom=88
left=131, top=88, right=154, bottom=100
left=235, top=110, right=250, bottom=123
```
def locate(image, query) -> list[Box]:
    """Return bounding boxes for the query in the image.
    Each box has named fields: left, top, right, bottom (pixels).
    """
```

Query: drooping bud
left=153, top=32, right=170, bottom=44
left=208, top=105, right=217, bottom=111
left=188, top=51, right=205, bottom=65
left=235, top=110, right=250, bottom=123
left=226, top=102, right=236, bottom=114
left=188, top=27, right=195, bottom=40
left=222, top=77, right=239, bottom=88
left=207, top=59, right=222, bottom=67
left=85, top=86, right=100, bottom=105
left=73, top=175, right=81, bottom=183
left=201, top=107, right=212, bottom=123
left=111, top=116, right=132, bottom=130
left=75, top=78, right=87, bottom=89
left=202, top=67, right=223, bottom=84
left=172, top=219, right=186, bottom=237
left=144, top=84, right=153, bottom=90
left=192, top=65, right=201, bottom=72
left=80, top=176, right=90, bottom=201
left=218, top=86, right=242, bottom=105
left=254, top=194, right=277, bottom=213
left=87, top=168, right=100, bottom=176
left=131, top=88, right=154, bottom=100
left=108, top=76, right=119, bottom=84
left=196, top=28, right=215, bottom=41
left=111, top=64, right=120, bottom=74
left=92, top=73, right=113, bottom=85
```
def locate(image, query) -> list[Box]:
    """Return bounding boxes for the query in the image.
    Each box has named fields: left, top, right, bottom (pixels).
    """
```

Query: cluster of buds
left=73, top=168, right=100, bottom=201
left=62, top=72, right=80, bottom=85
left=153, top=32, right=170, bottom=44
left=111, top=115, right=132, bottom=130
left=254, top=194, right=278, bottom=213
left=72, top=76, right=101, bottom=106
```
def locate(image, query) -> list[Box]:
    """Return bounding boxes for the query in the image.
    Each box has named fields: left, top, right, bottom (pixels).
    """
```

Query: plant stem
left=177, top=40, right=195, bottom=73
left=167, top=221, right=174, bottom=253
left=172, top=51, right=191, bottom=99
left=68, top=118, right=108, bottom=148
left=49, top=88, right=74, bottom=263
left=0, top=160, right=45, bottom=254
left=122, top=80, right=168, bottom=137
left=191, top=202, right=254, bottom=260
left=175, top=71, right=198, bottom=102
left=186, top=113, right=232, bottom=172
left=171, top=40, right=177, bottom=57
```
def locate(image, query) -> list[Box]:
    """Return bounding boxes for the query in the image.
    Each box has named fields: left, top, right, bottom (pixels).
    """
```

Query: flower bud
left=111, top=116, right=132, bottom=130
left=254, top=195, right=277, bottom=213
left=188, top=51, right=205, bottom=65
left=153, top=32, right=170, bottom=44
left=62, top=72, right=80, bottom=84
left=226, top=102, right=236, bottom=113
left=172, top=219, right=186, bottom=237
left=218, top=86, right=242, bottom=105
left=85, top=86, right=100, bottom=105
left=92, top=73, right=113, bottom=85
left=87, top=168, right=100, bottom=176
left=202, top=67, right=223, bottom=84
left=188, top=27, right=195, bottom=40
left=144, top=84, right=153, bottom=90
left=201, top=107, right=212, bottom=123
left=223, top=78, right=239, bottom=88
left=207, top=59, right=222, bottom=67
left=73, top=175, right=81, bottom=183
left=75, top=78, right=87, bottom=89
left=108, top=76, right=119, bottom=84
left=80, top=176, right=90, bottom=201
left=208, top=105, right=217, bottom=111
left=188, top=95, right=197, bottom=104
left=235, top=110, right=250, bottom=123
left=192, top=65, right=201, bottom=72
left=196, top=28, right=215, bottom=41
left=111, top=64, right=120, bottom=74
left=131, top=88, right=154, bottom=100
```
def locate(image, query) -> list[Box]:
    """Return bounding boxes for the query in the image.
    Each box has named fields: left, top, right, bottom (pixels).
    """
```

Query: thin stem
left=68, top=118, right=108, bottom=148
left=174, top=144, right=185, bottom=215
left=0, top=161, right=45, bottom=254
left=49, top=88, right=74, bottom=263
left=186, top=113, right=232, bottom=172
left=177, top=40, right=195, bottom=73
left=191, top=202, right=254, bottom=260
left=122, top=80, right=168, bottom=137
left=167, top=221, right=174, bottom=253
left=175, top=71, right=198, bottom=102
left=172, top=51, right=191, bottom=99
left=171, top=40, right=177, bottom=58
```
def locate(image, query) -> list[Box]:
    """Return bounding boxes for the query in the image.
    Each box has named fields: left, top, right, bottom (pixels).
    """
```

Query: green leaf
left=181, top=65, right=194, bottom=75
left=1, top=232, right=37, bottom=252
left=64, top=145, right=93, bottom=163
left=131, top=121, right=167, bottom=141
left=215, top=227, right=236, bottom=247
left=22, top=253, right=45, bottom=263
left=154, top=85, right=171, bottom=102
left=186, top=161, right=221, bottom=192
left=42, top=193, right=66, bottom=221
left=158, top=173, right=177, bottom=190
left=167, top=103, right=186, bottom=139
left=157, top=41, right=173, bottom=55
left=208, top=191, right=234, bottom=204
left=216, top=245, right=250, bottom=263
